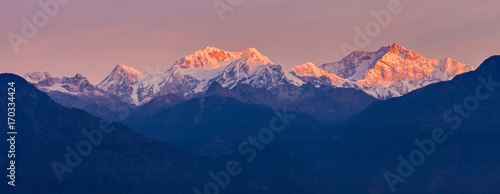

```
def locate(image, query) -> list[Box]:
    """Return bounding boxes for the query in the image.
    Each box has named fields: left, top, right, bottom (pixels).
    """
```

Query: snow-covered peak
left=172, top=47, right=274, bottom=70
left=97, top=64, right=143, bottom=89
left=95, top=47, right=281, bottom=105
left=295, top=43, right=477, bottom=99
left=203, top=46, right=223, bottom=52
left=96, top=64, right=145, bottom=104
left=114, top=64, right=143, bottom=77
left=320, top=45, right=390, bottom=80
left=91, top=44, right=477, bottom=105
left=24, top=71, right=54, bottom=84
left=380, top=43, right=423, bottom=62
left=320, top=43, right=475, bottom=86
left=391, top=43, right=404, bottom=51
left=355, top=45, right=474, bottom=87
left=239, top=48, right=274, bottom=68
left=24, top=72, right=99, bottom=96
left=292, top=62, right=345, bottom=84
left=173, top=47, right=236, bottom=69
left=292, top=62, right=323, bottom=75
left=241, top=48, right=272, bottom=61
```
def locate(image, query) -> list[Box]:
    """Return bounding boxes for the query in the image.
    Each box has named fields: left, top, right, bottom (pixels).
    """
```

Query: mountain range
left=317, top=55, right=500, bottom=193
left=23, top=43, right=474, bottom=124
left=26, top=43, right=475, bottom=104
left=4, top=44, right=499, bottom=193
left=125, top=55, right=500, bottom=193
left=295, top=43, right=475, bottom=99
left=0, top=73, right=335, bottom=193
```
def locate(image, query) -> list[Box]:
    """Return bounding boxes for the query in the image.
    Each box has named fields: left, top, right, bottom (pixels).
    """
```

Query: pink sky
left=1, top=0, right=499, bottom=84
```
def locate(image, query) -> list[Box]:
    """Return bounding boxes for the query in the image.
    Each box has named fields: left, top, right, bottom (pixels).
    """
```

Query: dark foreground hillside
left=0, top=74, right=333, bottom=194
left=320, top=56, right=500, bottom=193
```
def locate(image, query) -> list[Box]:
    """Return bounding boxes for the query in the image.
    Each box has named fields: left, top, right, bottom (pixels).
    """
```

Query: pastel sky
left=1, top=0, right=499, bottom=84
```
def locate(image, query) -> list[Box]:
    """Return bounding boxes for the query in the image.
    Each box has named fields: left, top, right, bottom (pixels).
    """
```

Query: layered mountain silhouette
left=129, top=95, right=330, bottom=157
left=309, top=56, right=500, bottom=193
left=121, top=56, right=500, bottom=193
left=11, top=44, right=497, bottom=194
left=24, top=44, right=474, bottom=124
left=0, top=74, right=334, bottom=193
left=200, top=82, right=376, bottom=124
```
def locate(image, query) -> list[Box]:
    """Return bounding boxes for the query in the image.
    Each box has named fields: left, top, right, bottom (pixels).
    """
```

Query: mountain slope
left=26, top=61, right=376, bottom=126
left=0, top=73, right=333, bottom=194
left=200, top=82, right=377, bottom=125
left=315, top=56, right=500, bottom=193
left=1, top=73, right=224, bottom=193
left=131, top=96, right=329, bottom=156
left=24, top=72, right=128, bottom=121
